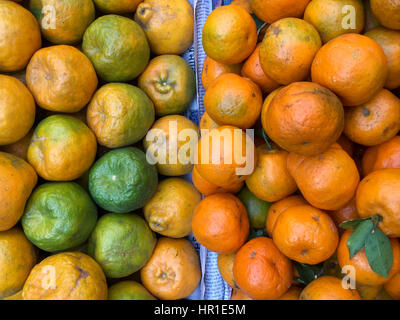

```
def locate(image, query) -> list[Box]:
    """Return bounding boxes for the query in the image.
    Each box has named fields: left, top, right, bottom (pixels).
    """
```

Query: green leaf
left=294, top=262, right=324, bottom=285
left=346, top=219, right=374, bottom=258
left=365, top=228, right=393, bottom=278
left=339, top=217, right=371, bottom=230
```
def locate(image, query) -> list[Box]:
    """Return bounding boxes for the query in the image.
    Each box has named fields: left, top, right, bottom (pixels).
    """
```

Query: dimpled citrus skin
left=300, top=276, right=361, bottom=300
left=251, top=0, right=311, bottom=23
left=370, top=0, right=400, bottom=30
left=88, top=213, right=156, bottom=278
left=27, top=115, right=97, bottom=181
left=83, top=15, right=150, bottom=82
left=0, top=152, right=37, bottom=231
left=87, top=83, right=155, bottom=148
left=26, top=45, right=98, bottom=113
left=23, top=252, right=107, bottom=300
left=0, top=75, right=35, bottom=145
left=0, top=1, right=41, bottom=72
left=0, top=228, right=36, bottom=298
left=89, top=147, right=158, bottom=213
left=134, top=0, right=194, bottom=55
left=108, top=281, right=156, bottom=300
left=22, top=182, right=98, bottom=252
left=30, top=0, right=95, bottom=44
left=94, top=0, right=143, bottom=13
left=202, top=5, right=257, bottom=65
left=201, top=56, right=242, bottom=91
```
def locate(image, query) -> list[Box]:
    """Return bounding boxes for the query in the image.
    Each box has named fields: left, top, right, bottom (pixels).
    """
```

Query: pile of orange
left=193, top=0, right=400, bottom=300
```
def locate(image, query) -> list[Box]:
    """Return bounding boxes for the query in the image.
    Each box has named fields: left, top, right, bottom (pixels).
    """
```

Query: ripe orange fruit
left=260, top=87, right=283, bottom=133
left=195, top=126, right=256, bottom=188
left=328, top=197, right=359, bottom=230
left=199, top=112, right=220, bottom=132
left=273, top=204, right=339, bottom=264
left=311, top=34, right=388, bottom=106
left=288, top=143, right=360, bottom=211
left=362, top=136, right=400, bottom=176
left=370, top=0, right=400, bottom=31
left=0, top=129, right=33, bottom=161
left=204, top=73, right=262, bottom=129
left=245, top=144, right=297, bottom=202
left=266, top=195, right=307, bottom=236
left=356, top=168, right=400, bottom=237
left=300, top=276, right=361, bottom=300
left=230, top=288, right=253, bottom=300
left=233, top=237, right=293, bottom=300
left=278, top=286, right=302, bottom=300
left=251, top=0, right=311, bottom=24
left=192, top=193, right=249, bottom=254
left=231, top=0, right=252, bottom=13
left=264, top=82, right=344, bottom=156
left=217, top=253, right=236, bottom=288
left=344, top=89, right=400, bottom=146
left=259, top=18, right=321, bottom=85
left=337, top=230, right=400, bottom=285
left=201, top=56, right=242, bottom=91
left=241, top=44, right=279, bottom=94
left=202, top=4, right=257, bottom=65
left=384, top=272, right=400, bottom=300
left=365, top=27, right=400, bottom=90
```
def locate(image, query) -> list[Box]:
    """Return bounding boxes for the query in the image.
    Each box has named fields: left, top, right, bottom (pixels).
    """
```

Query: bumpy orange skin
left=241, top=44, right=279, bottom=94
left=204, top=73, right=262, bottom=129
left=385, top=272, right=400, bottom=300
left=304, top=0, right=365, bottom=43
left=0, top=152, right=37, bottom=231
left=259, top=18, right=321, bottom=85
left=311, top=34, right=388, bottom=106
left=251, top=0, right=311, bottom=24
left=23, top=252, right=108, bottom=300
left=0, top=1, right=41, bottom=72
left=26, top=45, right=98, bottom=113
left=287, top=143, right=360, bottom=211
left=344, top=89, right=400, bottom=147
left=365, top=28, right=400, bottom=90
left=202, top=5, right=257, bottom=65
left=356, top=168, right=400, bottom=237
left=0, top=75, right=35, bottom=145
left=337, top=230, right=400, bottom=285
left=199, top=112, right=220, bottom=132
left=0, top=228, right=36, bottom=298
left=266, top=195, right=306, bottom=236
left=192, top=193, right=249, bottom=254
left=201, top=56, right=242, bottom=91
left=370, top=0, right=400, bottom=30
left=233, top=237, right=293, bottom=300
left=265, top=82, right=344, bottom=156
left=245, top=145, right=297, bottom=202
left=273, top=205, right=339, bottom=265
left=328, top=197, right=359, bottom=230
left=218, top=253, right=236, bottom=288
left=260, top=87, right=283, bottom=133
left=140, top=238, right=201, bottom=300
left=300, top=276, right=361, bottom=300
left=195, top=126, right=257, bottom=188
left=362, top=136, right=400, bottom=176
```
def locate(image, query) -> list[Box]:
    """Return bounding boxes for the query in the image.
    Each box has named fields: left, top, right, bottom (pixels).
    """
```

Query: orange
left=230, top=288, right=253, bottom=300
left=231, top=0, right=252, bottom=13
left=195, top=126, right=256, bottom=188
left=0, top=152, right=37, bottom=231
left=192, top=165, right=243, bottom=196
left=0, top=1, right=41, bottom=72
left=365, top=27, right=400, bottom=90
left=199, top=112, right=220, bottom=132
left=192, top=193, right=249, bottom=254
left=278, top=286, right=302, bottom=300
left=273, top=204, right=339, bottom=265
left=304, top=0, right=365, bottom=43
left=328, top=197, right=359, bottom=230
left=94, top=0, right=143, bottom=13
left=337, top=230, right=400, bottom=285
left=364, top=0, right=382, bottom=32
left=344, top=89, right=400, bottom=146
left=233, top=237, right=293, bottom=300
left=245, top=144, right=297, bottom=202
left=217, top=253, right=236, bottom=288
left=0, top=129, right=33, bottom=161
left=259, top=18, right=321, bottom=85
left=201, top=56, right=242, bottom=91
left=23, top=252, right=107, bottom=300
left=300, top=276, right=361, bottom=300
left=0, top=228, right=36, bottom=298
left=202, top=4, right=257, bottom=65
left=140, top=238, right=201, bottom=300
left=266, top=195, right=307, bottom=236
left=241, top=44, right=279, bottom=94
left=311, top=34, right=388, bottom=106
left=362, top=136, right=400, bottom=176
left=26, top=45, right=98, bottom=113
left=0, top=75, right=35, bottom=145
left=260, top=87, right=283, bottom=133
left=356, top=168, right=400, bottom=237
left=251, top=0, right=311, bottom=24
left=370, top=0, right=400, bottom=30
left=204, top=73, right=262, bottom=129
left=287, top=143, right=360, bottom=211
left=384, top=272, right=400, bottom=300
left=264, top=82, right=344, bottom=156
